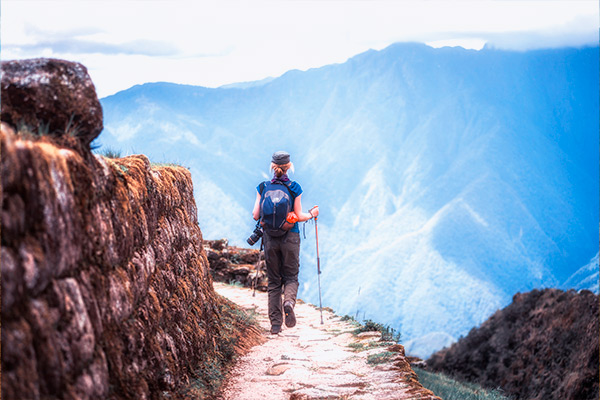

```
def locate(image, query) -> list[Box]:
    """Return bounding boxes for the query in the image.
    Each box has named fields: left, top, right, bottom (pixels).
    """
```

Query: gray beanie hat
left=272, top=151, right=290, bottom=165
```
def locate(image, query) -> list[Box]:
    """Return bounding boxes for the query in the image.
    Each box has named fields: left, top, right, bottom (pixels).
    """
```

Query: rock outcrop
left=1, top=58, right=103, bottom=147
left=426, top=288, right=599, bottom=400
left=204, top=239, right=267, bottom=291
left=1, top=59, right=261, bottom=399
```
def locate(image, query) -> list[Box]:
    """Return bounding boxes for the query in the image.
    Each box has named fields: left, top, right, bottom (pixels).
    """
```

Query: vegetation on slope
left=413, top=367, right=511, bottom=400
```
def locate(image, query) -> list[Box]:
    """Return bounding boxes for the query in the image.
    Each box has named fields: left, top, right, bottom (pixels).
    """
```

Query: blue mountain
left=96, top=43, right=599, bottom=357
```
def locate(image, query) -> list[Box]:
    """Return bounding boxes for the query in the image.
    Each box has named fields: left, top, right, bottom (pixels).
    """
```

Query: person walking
left=252, top=151, right=319, bottom=334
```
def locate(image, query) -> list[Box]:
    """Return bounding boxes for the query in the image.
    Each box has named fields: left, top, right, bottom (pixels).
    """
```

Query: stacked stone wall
left=1, top=58, right=260, bottom=400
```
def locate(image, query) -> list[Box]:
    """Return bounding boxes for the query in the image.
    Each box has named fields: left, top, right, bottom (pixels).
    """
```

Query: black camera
left=247, top=224, right=263, bottom=246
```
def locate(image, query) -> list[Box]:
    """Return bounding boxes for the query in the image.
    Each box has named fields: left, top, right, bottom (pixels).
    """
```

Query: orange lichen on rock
left=1, top=122, right=260, bottom=399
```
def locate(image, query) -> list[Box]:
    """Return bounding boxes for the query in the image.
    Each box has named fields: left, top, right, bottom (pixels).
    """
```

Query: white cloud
left=2, top=0, right=598, bottom=97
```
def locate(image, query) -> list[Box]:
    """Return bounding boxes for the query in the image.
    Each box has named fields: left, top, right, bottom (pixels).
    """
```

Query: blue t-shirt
left=257, top=177, right=303, bottom=233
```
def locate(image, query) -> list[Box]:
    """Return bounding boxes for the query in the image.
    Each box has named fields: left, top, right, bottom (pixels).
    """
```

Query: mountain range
left=96, top=42, right=599, bottom=357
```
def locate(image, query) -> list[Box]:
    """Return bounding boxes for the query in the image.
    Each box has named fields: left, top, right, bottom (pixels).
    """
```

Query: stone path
left=214, top=283, right=440, bottom=400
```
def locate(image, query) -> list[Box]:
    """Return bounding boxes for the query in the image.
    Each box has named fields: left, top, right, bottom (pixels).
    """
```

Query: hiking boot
left=270, top=325, right=281, bottom=335
left=284, top=302, right=296, bottom=328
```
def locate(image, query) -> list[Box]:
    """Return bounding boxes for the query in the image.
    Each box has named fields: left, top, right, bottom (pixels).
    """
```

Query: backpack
left=259, top=179, right=296, bottom=237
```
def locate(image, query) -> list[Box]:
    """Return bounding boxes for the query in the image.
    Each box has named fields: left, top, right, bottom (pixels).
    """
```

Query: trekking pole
left=253, top=240, right=264, bottom=297
left=311, top=206, right=324, bottom=325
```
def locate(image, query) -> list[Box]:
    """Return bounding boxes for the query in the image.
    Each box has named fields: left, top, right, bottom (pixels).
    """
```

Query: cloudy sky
left=2, top=0, right=598, bottom=98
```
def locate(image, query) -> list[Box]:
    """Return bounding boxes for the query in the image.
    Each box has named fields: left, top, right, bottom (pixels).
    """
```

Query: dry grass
left=179, top=298, right=263, bottom=399
left=413, top=367, right=512, bottom=400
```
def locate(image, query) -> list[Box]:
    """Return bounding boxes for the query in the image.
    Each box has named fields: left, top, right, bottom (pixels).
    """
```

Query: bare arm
left=252, top=191, right=261, bottom=220
left=293, top=194, right=319, bottom=222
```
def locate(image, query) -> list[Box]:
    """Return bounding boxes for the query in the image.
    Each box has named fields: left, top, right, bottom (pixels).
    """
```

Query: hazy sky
left=2, top=0, right=598, bottom=97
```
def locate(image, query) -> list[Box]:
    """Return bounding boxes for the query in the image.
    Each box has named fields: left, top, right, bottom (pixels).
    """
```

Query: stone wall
left=1, top=58, right=260, bottom=400
left=204, top=239, right=267, bottom=291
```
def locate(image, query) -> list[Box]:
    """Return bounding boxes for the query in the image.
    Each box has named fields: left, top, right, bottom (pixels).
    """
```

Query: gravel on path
left=215, top=282, right=440, bottom=400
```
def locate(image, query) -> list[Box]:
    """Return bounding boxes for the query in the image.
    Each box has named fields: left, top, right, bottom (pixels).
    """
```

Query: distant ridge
left=219, top=76, right=276, bottom=89
left=98, top=42, right=599, bottom=358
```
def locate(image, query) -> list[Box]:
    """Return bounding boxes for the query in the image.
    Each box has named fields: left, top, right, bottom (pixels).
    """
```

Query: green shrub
left=64, top=114, right=82, bottom=138
left=353, top=319, right=401, bottom=342
left=98, top=147, right=122, bottom=159
left=413, top=367, right=513, bottom=400
left=347, top=342, right=365, bottom=351
left=347, top=339, right=396, bottom=352
left=15, top=121, right=50, bottom=138
left=366, top=351, right=396, bottom=365
left=355, top=319, right=385, bottom=333
left=227, top=280, right=244, bottom=288
left=150, top=162, right=181, bottom=168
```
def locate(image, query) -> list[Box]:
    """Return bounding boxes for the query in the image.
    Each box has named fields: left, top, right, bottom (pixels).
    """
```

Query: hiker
left=252, top=151, right=319, bottom=335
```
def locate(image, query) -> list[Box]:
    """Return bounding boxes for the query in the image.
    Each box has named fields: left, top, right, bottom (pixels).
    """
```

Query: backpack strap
left=277, top=179, right=295, bottom=202
left=260, top=179, right=295, bottom=201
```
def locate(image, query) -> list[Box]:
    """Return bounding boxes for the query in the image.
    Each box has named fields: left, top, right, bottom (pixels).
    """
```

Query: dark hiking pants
left=263, top=231, right=300, bottom=327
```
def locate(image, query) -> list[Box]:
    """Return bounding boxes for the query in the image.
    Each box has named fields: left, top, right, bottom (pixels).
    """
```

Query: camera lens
left=247, top=227, right=263, bottom=246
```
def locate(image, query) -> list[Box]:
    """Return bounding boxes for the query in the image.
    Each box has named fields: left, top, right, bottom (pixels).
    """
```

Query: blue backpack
left=259, top=179, right=295, bottom=237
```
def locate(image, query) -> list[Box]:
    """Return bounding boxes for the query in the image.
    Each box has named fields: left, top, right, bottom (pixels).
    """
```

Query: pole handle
left=309, top=205, right=319, bottom=220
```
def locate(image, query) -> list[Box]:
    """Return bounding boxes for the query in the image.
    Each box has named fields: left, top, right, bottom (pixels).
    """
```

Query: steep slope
left=426, top=288, right=599, bottom=400
left=98, top=43, right=599, bottom=357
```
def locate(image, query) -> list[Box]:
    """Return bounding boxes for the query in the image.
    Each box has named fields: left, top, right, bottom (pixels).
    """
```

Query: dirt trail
left=215, top=282, right=440, bottom=400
